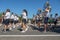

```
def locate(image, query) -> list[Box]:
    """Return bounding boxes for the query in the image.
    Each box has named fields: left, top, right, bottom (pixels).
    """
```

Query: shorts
left=2, top=19, right=5, bottom=24
left=54, top=19, right=57, bottom=24
left=4, top=19, right=10, bottom=25
left=36, top=19, right=41, bottom=23
left=22, top=19, right=27, bottom=24
left=14, top=20, right=18, bottom=24
left=10, top=19, right=14, bottom=23
left=44, top=17, right=49, bottom=24
left=16, top=21, right=19, bottom=23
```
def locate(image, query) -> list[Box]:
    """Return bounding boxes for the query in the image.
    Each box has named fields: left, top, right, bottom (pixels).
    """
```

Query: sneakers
left=21, top=30, right=25, bottom=33
left=21, top=27, right=28, bottom=33
left=13, top=25, right=15, bottom=28
left=25, top=28, right=28, bottom=31
left=9, top=27, right=12, bottom=30
left=2, top=29, right=7, bottom=33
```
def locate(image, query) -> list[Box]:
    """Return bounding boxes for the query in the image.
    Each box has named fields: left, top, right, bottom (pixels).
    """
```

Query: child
left=21, top=9, right=28, bottom=33
left=9, top=12, right=15, bottom=30
left=54, top=13, right=58, bottom=27
left=48, top=14, right=53, bottom=27
left=15, top=15, right=19, bottom=27
left=4, top=9, right=11, bottom=32
left=36, top=14, right=41, bottom=29
left=14, top=14, right=18, bottom=28
left=1, top=12, right=5, bottom=31
left=36, top=9, right=42, bottom=29
left=44, top=8, right=50, bottom=32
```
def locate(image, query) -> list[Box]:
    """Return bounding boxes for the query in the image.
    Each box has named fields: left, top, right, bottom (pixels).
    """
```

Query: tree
left=0, top=12, right=2, bottom=23
left=0, top=13, right=2, bottom=17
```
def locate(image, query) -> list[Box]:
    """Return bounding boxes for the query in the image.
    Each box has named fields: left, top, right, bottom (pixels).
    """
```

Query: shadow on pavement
left=30, top=25, right=44, bottom=32
left=30, top=25, right=60, bottom=33
left=51, top=25, right=60, bottom=33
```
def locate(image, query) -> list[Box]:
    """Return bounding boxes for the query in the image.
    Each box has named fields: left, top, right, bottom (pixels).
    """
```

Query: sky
left=0, top=0, right=60, bottom=18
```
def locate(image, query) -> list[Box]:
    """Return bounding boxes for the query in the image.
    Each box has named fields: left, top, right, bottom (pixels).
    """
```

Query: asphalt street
left=0, top=24, right=60, bottom=40
left=0, top=36, right=60, bottom=40
left=0, top=23, right=60, bottom=35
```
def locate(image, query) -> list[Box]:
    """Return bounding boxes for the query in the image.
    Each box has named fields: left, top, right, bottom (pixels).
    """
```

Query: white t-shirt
left=10, top=15, right=15, bottom=19
left=36, top=15, right=39, bottom=20
left=22, top=12, right=27, bottom=19
left=46, top=12, right=50, bottom=17
left=5, top=12, right=10, bottom=19
left=14, top=16, right=19, bottom=21
left=16, top=17, right=19, bottom=20
left=14, top=16, right=17, bottom=20
left=45, top=8, right=50, bottom=17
